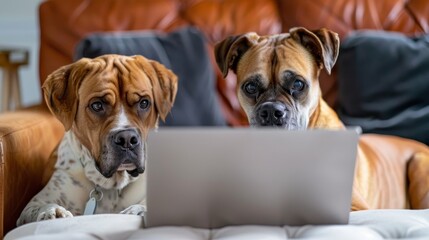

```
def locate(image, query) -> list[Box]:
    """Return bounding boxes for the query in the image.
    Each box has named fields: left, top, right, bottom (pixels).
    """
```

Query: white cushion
left=5, top=210, right=429, bottom=240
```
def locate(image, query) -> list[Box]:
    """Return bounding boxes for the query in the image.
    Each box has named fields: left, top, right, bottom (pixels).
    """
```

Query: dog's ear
left=147, top=60, right=178, bottom=121
left=289, top=27, right=339, bottom=75
left=42, top=58, right=92, bottom=130
left=214, top=33, right=259, bottom=77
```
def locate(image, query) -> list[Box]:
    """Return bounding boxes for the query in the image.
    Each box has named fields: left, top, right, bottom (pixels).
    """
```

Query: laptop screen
left=145, top=128, right=359, bottom=228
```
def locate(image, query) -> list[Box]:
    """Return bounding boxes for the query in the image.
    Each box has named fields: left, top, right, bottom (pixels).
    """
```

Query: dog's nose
left=257, top=102, right=287, bottom=127
left=113, top=129, right=140, bottom=150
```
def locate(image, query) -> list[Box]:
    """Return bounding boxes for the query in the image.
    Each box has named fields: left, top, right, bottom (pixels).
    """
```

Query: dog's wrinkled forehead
left=214, top=27, right=340, bottom=81
left=77, top=56, right=152, bottom=105
left=236, top=34, right=319, bottom=84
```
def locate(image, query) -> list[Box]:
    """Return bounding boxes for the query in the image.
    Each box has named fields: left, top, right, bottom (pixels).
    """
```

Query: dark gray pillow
left=338, top=30, right=429, bottom=145
left=75, top=26, right=226, bottom=127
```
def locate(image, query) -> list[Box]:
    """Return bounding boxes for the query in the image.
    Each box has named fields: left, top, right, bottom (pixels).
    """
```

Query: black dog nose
left=257, top=102, right=287, bottom=126
left=113, top=129, right=140, bottom=150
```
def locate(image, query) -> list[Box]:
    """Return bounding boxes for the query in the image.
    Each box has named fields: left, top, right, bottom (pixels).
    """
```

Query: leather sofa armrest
left=0, top=105, right=64, bottom=237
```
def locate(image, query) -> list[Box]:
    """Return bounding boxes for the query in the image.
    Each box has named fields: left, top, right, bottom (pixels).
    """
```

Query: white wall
left=0, top=0, right=45, bottom=108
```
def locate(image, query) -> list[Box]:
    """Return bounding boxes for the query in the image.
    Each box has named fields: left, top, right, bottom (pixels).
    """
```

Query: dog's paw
left=120, top=204, right=146, bottom=216
left=36, top=204, right=73, bottom=221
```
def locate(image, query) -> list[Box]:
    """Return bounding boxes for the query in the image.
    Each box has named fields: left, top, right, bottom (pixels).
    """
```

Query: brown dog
left=215, top=27, right=429, bottom=210
left=17, top=54, right=177, bottom=225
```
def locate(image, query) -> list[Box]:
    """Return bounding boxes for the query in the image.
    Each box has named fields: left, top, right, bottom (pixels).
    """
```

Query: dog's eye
left=292, top=79, right=305, bottom=91
left=244, top=82, right=258, bottom=96
left=139, top=99, right=151, bottom=110
left=90, top=101, right=104, bottom=112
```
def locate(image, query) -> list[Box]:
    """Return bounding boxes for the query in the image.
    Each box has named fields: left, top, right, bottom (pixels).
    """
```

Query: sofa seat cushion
left=5, top=209, right=429, bottom=239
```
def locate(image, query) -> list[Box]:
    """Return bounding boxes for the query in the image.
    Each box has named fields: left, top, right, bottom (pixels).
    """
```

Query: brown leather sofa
left=1, top=0, right=428, bottom=237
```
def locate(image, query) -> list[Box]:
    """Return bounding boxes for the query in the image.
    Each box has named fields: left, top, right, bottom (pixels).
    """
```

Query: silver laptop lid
left=146, top=128, right=359, bottom=228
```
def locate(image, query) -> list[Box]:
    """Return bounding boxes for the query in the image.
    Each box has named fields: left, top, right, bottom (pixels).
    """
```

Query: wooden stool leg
left=11, top=66, right=22, bottom=109
left=1, top=68, right=11, bottom=111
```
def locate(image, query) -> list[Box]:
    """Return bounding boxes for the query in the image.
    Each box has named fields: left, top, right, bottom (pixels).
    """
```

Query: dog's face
left=43, top=55, right=177, bottom=180
left=215, top=27, right=339, bottom=129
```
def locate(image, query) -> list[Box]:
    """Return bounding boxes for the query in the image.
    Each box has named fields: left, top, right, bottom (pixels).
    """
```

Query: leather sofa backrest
left=39, top=0, right=428, bottom=124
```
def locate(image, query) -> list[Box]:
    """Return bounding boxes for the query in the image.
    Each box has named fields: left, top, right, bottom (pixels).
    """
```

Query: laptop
left=145, top=128, right=359, bottom=228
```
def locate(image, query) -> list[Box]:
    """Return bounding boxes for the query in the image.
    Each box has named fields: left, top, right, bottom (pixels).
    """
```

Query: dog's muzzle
left=256, top=102, right=288, bottom=127
left=113, top=128, right=144, bottom=176
left=99, top=128, right=145, bottom=178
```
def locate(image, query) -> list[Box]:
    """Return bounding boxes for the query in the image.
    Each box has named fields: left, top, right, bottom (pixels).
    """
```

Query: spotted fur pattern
left=16, top=131, right=147, bottom=226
